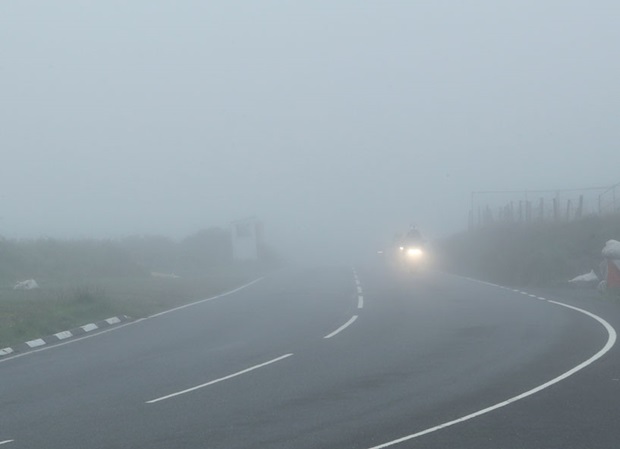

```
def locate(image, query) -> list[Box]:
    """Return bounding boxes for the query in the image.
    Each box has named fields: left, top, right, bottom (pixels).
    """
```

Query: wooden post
left=576, top=195, right=584, bottom=219
left=539, top=198, right=544, bottom=221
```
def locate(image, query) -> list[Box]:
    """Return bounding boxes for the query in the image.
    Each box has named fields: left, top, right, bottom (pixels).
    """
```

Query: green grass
left=0, top=266, right=260, bottom=348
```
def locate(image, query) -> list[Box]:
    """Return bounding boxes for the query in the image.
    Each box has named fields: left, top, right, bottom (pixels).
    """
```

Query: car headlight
left=406, top=247, right=424, bottom=257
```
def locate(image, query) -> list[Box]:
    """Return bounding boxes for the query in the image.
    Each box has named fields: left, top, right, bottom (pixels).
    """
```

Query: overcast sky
left=1, top=1, right=619, bottom=259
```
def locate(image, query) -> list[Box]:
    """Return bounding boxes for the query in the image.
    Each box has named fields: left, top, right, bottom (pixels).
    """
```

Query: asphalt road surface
left=1, top=265, right=619, bottom=448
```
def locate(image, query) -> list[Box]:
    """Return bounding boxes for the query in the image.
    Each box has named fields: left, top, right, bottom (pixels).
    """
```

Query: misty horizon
left=2, top=1, right=619, bottom=261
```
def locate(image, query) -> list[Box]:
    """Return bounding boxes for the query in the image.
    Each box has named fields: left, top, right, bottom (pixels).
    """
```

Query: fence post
left=539, top=198, right=544, bottom=222
left=577, top=195, right=583, bottom=219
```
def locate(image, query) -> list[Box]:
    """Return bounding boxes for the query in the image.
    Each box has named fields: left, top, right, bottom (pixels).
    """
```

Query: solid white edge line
left=366, top=290, right=617, bottom=449
left=0, top=440, right=14, bottom=445
left=148, top=277, right=265, bottom=319
left=146, top=353, right=294, bottom=404
left=0, top=278, right=264, bottom=364
left=358, top=295, right=364, bottom=309
left=324, top=315, right=358, bottom=339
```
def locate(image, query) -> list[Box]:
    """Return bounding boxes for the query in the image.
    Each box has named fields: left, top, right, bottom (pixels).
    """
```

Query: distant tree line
left=0, top=227, right=278, bottom=282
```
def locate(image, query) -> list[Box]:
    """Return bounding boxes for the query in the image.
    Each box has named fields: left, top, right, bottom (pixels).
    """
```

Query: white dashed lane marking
left=146, top=354, right=294, bottom=404
left=324, top=315, right=359, bottom=339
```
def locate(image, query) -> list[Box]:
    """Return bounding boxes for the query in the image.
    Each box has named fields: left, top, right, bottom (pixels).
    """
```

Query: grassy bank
left=0, top=266, right=262, bottom=348
left=437, top=215, right=620, bottom=287
left=0, top=229, right=277, bottom=348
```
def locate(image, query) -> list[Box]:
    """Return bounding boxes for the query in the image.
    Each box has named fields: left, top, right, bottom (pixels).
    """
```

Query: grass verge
left=437, top=214, right=620, bottom=287
left=0, top=265, right=260, bottom=348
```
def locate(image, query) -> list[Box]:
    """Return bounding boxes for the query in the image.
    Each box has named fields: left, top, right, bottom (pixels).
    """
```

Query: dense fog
left=2, top=1, right=619, bottom=262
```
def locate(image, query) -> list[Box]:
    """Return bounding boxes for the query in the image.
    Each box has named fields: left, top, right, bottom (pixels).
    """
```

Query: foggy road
left=1, top=267, right=618, bottom=449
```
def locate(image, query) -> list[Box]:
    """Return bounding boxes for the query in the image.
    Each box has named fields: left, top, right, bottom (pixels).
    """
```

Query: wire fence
left=598, top=182, right=620, bottom=216
left=469, top=184, right=618, bottom=229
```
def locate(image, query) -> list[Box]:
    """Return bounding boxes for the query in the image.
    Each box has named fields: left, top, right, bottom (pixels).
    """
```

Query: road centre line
left=357, top=286, right=363, bottom=294
left=0, top=440, right=14, bottom=445
left=324, top=315, right=358, bottom=339
left=358, top=295, right=364, bottom=309
left=366, top=281, right=617, bottom=449
left=146, top=353, right=293, bottom=404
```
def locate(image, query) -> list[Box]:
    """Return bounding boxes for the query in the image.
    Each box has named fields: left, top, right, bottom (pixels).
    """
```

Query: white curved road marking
left=324, top=315, right=358, bottom=339
left=366, top=290, right=617, bottom=448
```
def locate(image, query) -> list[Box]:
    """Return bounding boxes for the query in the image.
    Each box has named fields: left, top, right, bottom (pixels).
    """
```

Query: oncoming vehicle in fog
left=395, top=226, right=428, bottom=273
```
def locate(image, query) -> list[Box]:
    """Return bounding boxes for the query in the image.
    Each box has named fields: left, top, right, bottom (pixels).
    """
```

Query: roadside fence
left=469, top=184, right=618, bottom=230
